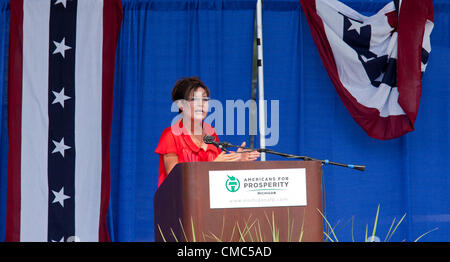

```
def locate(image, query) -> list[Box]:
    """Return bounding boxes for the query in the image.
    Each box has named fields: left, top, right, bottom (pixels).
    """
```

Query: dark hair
left=171, top=76, right=210, bottom=101
left=171, top=77, right=210, bottom=113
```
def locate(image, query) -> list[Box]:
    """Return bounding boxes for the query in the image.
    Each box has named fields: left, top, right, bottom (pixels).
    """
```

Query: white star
left=348, top=19, right=364, bottom=34
left=52, top=88, right=71, bottom=108
left=52, top=137, right=71, bottom=157
left=52, top=187, right=70, bottom=208
left=51, top=237, right=65, bottom=242
left=53, top=38, right=72, bottom=58
left=54, top=0, right=69, bottom=8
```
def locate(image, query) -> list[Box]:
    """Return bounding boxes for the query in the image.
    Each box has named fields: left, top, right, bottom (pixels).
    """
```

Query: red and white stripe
left=6, top=0, right=122, bottom=242
left=300, top=0, right=434, bottom=140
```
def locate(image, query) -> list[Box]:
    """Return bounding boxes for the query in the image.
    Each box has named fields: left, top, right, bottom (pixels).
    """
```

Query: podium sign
left=154, top=161, right=323, bottom=242
left=209, top=168, right=307, bottom=209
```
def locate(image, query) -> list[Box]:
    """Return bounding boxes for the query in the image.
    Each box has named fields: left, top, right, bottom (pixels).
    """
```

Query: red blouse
left=155, top=120, right=221, bottom=187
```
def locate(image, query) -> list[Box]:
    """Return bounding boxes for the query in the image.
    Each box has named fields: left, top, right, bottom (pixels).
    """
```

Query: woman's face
left=180, top=87, right=209, bottom=122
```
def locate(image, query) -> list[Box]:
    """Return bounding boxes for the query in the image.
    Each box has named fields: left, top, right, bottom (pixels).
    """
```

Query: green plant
left=157, top=206, right=438, bottom=242
left=319, top=205, right=439, bottom=242
left=158, top=211, right=305, bottom=242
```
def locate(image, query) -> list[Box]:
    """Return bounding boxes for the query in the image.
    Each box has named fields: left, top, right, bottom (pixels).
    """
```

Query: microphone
left=203, top=135, right=216, bottom=145
left=203, top=135, right=231, bottom=152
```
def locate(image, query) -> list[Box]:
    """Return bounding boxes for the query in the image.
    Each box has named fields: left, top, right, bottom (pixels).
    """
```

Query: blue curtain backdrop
left=0, top=0, right=9, bottom=243
left=0, top=0, right=449, bottom=242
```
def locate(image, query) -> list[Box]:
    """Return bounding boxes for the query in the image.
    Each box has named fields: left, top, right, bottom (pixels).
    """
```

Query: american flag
left=300, top=0, right=434, bottom=140
left=6, top=0, right=122, bottom=242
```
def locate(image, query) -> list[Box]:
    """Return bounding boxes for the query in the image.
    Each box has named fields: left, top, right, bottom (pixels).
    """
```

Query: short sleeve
left=155, top=128, right=178, bottom=155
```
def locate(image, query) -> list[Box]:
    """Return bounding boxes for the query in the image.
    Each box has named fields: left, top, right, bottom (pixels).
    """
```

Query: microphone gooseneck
left=203, top=135, right=365, bottom=171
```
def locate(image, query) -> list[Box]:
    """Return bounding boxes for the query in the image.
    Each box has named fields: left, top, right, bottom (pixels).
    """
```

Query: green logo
left=225, top=175, right=240, bottom=192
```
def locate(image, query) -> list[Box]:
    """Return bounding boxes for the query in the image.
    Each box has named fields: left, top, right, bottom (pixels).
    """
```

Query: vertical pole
left=256, top=0, right=266, bottom=161
left=250, top=10, right=257, bottom=150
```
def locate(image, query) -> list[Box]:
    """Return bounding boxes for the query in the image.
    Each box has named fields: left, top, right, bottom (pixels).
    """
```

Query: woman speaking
left=155, top=77, right=260, bottom=187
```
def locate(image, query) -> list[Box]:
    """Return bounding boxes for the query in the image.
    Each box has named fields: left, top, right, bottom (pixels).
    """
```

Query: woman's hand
left=237, top=142, right=260, bottom=161
left=213, top=151, right=241, bottom=162
left=214, top=142, right=260, bottom=162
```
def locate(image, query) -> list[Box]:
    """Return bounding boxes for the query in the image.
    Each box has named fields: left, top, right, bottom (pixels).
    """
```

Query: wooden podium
left=154, top=161, right=323, bottom=242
